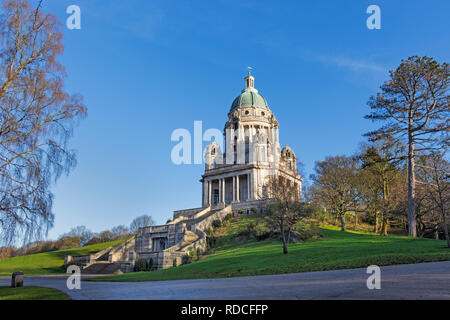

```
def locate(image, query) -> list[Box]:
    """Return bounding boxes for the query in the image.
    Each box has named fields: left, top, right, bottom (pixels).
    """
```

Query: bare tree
left=0, top=0, right=87, bottom=244
left=59, top=225, right=93, bottom=247
left=365, top=56, right=449, bottom=237
left=310, top=156, right=360, bottom=231
left=110, top=225, right=129, bottom=239
left=416, top=152, right=449, bottom=247
left=130, top=214, right=155, bottom=234
left=263, top=174, right=311, bottom=254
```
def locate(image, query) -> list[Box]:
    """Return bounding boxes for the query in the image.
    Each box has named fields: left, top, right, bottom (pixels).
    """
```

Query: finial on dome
left=245, top=67, right=254, bottom=89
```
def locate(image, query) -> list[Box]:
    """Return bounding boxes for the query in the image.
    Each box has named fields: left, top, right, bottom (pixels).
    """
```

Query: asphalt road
left=1, top=261, right=449, bottom=299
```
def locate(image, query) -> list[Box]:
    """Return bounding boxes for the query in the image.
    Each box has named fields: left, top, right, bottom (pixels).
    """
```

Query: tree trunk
left=381, top=217, right=388, bottom=236
left=354, top=213, right=358, bottom=229
left=340, top=214, right=345, bottom=231
left=442, top=212, right=450, bottom=249
left=280, top=220, right=288, bottom=254
left=407, top=131, right=417, bottom=237
left=374, top=211, right=379, bottom=233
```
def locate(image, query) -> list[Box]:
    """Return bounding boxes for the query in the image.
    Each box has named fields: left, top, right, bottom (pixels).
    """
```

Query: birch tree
left=0, top=0, right=87, bottom=244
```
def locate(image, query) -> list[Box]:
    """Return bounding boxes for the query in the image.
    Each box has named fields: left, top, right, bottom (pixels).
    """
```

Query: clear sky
left=32, top=0, right=449, bottom=240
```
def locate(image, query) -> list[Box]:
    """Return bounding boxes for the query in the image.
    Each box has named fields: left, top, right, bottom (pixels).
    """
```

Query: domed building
left=199, top=72, right=302, bottom=213
left=70, top=73, right=304, bottom=272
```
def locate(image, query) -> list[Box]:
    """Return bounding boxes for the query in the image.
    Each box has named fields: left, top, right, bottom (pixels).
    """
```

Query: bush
left=182, top=246, right=198, bottom=265
left=182, top=254, right=191, bottom=265
left=188, top=246, right=198, bottom=261
left=205, top=229, right=216, bottom=250
left=147, top=258, right=154, bottom=271
left=296, top=221, right=323, bottom=241
left=237, top=221, right=256, bottom=239
left=223, top=214, right=232, bottom=222
left=134, top=258, right=147, bottom=272
left=173, top=258, right=177, bottom=267
left=254, top=223, right=271, bottom=241
left=212, top=219, right=222, bottom=229
left=64, top=261, right=78, bottom=272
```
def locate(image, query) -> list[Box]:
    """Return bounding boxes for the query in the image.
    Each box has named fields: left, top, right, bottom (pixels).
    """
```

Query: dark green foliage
left=182, top=255, right=191, bottom=265
left=212, top=219, right=222, bottom=229
left=147, top=258, right=154, bottom=271
left=183, top=246, right=198, bottom=265
left=296, top=221, right=323, bottom=241
left=205, top=228, right=216, bottom=251
left=134, top=258, right=147, bottom=272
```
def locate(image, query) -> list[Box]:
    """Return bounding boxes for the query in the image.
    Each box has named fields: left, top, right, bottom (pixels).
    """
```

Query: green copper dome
left=230, top=89, right=269, bottom=112
left=230, top=72, right=269, bottom=112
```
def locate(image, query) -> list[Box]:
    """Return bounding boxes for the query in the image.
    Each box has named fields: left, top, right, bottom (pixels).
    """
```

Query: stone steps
left=82, top=262, right=124, bottom=274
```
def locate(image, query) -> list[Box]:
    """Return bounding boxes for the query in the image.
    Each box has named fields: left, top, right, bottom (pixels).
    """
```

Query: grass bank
left=0, top=238, right=127, bottom=276
left=88, top=218, right=450, bottom=282
left=0, top=286, right=69, bottom=300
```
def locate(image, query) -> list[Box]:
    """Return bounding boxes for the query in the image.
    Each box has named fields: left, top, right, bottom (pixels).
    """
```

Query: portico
left=202, top=172, right=253, bottom=207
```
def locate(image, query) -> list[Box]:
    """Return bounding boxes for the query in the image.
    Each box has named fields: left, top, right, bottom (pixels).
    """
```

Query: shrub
left=182, top=254, right=191, bottom=265
left=237, top=221, right=256, bottom=239
left=134, top=258, right=147, bottom=272
left=182, top=246, right=198, bottom=265
left=205, top=228, right=216, bottom=250
left=188, top=246, right=198, bottom=261
left=173, top=258, right=177, bottom=267
left=223, top=214, right=232, bottom=222
left=64, top=261, right=78, bottom=272
left=212, top=219, right=222, bottom=229
left=254, top=223, right=271, bottom=241
left=147, top=258, right=154, bottom=271
left=296, top=221, right=323, bottom=241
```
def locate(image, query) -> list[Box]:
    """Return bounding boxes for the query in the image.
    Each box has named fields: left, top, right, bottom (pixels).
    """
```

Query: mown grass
left=0, top=238, right=128, bottom=276
left=0, top=286, right=69, bottom=300
left=88, top=217, right=450, bottom=282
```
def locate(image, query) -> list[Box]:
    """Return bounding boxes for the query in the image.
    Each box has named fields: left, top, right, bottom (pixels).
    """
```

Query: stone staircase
left=82, top=261, right=124, bottom=275
left=66, top=204, right=235, bottom=274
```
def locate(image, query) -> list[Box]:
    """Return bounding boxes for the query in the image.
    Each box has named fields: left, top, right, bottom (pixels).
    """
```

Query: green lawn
left=0, top=286, right=69, bottom=300
left=88, top=218, right=450, bottom=282
left=0, top=238, right=127, bottom=276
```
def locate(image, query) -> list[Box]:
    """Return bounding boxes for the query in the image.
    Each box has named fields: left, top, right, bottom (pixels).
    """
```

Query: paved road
left=1, top=261, right=449, bottom=299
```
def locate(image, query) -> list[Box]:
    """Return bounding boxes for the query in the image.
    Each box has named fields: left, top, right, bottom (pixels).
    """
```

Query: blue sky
left=31, top=0, right=449, bottom=239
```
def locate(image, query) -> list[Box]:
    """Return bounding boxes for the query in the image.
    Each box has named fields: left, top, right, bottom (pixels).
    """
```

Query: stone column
left=202, top=181, right=206, bottom=207
left=208, top=180, right=212, bottom=206
left=236, top=175, right=240, bottom=202
left=218, top=179, right=222, bottom=205
left=221, top=178, right=225, bottom=204
left=247, top=173, right=251, bottom=200
left=232, top=176, right=236, bottom=202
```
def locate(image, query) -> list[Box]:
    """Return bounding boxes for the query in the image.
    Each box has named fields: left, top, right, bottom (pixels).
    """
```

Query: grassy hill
left=89, top=217, right=450, bottom=282
left=0, top=238, right=127, bottom=276
left=0, top=286, right=69, bottom=300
